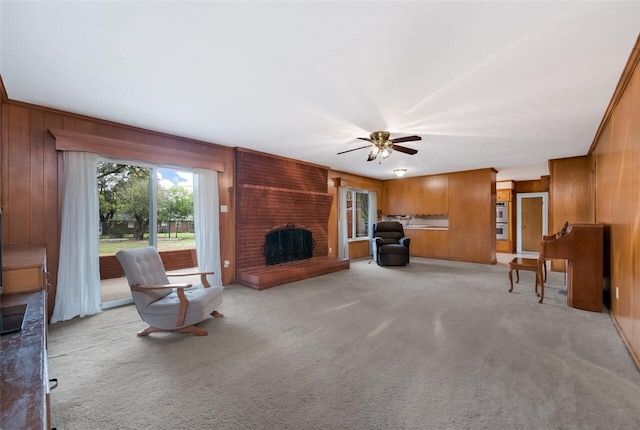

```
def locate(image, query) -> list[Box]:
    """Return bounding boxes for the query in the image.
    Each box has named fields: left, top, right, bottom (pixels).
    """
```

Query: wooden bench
left=508, top=257, right=545, bottom=304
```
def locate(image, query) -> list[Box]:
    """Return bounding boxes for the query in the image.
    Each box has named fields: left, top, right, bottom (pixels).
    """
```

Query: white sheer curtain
left=338, top=186, right=349, bottom=259
left=368, top=191, right=377, bottom=255
left=193, top=168, right=222, bottom=286
left=51, top=152, right=102, bottom=323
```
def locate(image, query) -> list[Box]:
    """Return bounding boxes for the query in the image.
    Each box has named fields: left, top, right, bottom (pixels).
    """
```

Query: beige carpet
left=48, top=257, right=640, bottom=430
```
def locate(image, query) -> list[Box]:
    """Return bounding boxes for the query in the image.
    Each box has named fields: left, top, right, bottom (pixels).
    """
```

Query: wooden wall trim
left=49, top=128, right=225, bottom=172
left=6, top=99, right=230, bottom=151
left=0, top=74, right=8, bottom=102
left=589, top=34, right=640, bottom=154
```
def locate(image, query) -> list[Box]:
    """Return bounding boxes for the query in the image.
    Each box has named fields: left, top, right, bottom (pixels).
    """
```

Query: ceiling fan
left=337, top=131, right=421, bottom=162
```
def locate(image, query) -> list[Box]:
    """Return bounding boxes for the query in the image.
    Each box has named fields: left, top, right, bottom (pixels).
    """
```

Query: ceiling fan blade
left=392, top=144, right=418, bottom=155
left=389, top=135, right=422, bottom=144
left=337, top=145, right=370, bottom=155
left=357, top=137, right=374, bottom=143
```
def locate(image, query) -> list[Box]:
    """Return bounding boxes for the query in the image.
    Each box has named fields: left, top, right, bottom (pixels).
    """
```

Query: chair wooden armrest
left=168, top=271, right=215, bottom=277
left=168, top=271, right=215, bottom=288
left=130, top=283, right=192, bottom=291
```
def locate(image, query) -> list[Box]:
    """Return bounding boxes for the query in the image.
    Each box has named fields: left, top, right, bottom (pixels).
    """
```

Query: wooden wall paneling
left=348, top=240, right=370, bottom=259
left=448, top=169, right=496, bottom=264
left=6, top=105, right=31, bottom=244
left=29, top=108, right=45, bottom=243
left=591, top=36, right=640, bottom=368
left=0, top=75, right=8, bottom=103
left=1, top=98, right=6, bottom=207
left=548, top=156, right=594, bottom=271
left=549, top=156, right=594, bottom=231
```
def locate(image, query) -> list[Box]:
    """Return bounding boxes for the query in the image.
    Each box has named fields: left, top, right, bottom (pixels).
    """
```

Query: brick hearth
left=237, top=256, right=349, bottom=290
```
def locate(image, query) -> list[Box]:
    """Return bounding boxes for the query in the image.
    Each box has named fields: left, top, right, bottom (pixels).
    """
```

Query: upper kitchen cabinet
left=381, top=174, right=448, bottom=215
left=497, top=189, right=512, bottom=202
left=419, top=174, right=448, bottom=214
left=496, top=181, right=514, bottom=202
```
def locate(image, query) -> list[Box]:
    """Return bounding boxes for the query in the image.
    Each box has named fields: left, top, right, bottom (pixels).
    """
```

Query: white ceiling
left=1, top=1, right=638, bottom=181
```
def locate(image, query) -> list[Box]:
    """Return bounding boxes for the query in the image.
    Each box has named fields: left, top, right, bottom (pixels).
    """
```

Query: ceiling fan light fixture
left=381, top=144, right=393, bottom=159
left=394, top=169, right=407, bottom=177
left=337, top=131, right=421, bottom=162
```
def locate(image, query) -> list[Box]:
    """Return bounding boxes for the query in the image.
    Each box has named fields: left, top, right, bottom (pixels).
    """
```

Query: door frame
left=516, top=192, right=548, bottom=254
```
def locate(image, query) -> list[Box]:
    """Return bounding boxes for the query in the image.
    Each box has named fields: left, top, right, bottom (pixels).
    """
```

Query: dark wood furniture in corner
left=1, top=245, right=53, bottom=429
left=540, top=223, right=604, bottom=312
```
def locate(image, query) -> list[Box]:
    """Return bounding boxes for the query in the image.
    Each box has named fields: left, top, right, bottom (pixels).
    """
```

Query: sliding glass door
left=97, top=160, right=194, bottom=307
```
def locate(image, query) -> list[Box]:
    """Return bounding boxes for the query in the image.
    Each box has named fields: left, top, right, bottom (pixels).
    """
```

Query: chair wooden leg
left=211, top=310, right=224, bottom=318
left=537, top=272, right=545, bottom=304
left=508, top=269, right=514, bottom=292
left=136, top=325, right=208, bottom=336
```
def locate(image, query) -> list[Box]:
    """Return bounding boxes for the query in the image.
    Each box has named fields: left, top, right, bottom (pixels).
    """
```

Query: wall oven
left=496, top=202, right=509, bottom=241
left=496, top=202, right=509, bottom=223
left=496, top=223, right=508, bottom=241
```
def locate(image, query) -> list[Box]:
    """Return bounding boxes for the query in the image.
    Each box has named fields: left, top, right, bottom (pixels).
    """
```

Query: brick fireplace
left=235, top=148, right=349, bottom=289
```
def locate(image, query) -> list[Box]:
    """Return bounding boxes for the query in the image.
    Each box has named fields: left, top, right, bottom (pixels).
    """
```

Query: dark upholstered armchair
left=372, top=221, right=410, bottom=266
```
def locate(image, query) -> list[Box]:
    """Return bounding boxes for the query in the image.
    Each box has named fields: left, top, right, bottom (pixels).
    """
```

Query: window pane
left=156, top=168, right=195, bottom=252
left=355, top=192, right=369, bottom=238
left=347, top=190, right=354, bottom=238
left=98, top=162, right=151, bottom=255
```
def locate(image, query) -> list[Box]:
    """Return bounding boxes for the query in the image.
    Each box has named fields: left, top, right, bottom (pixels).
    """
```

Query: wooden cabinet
left=448, top=169, right=497, bottom=264
left=382, top=169, right=496, bottom=264
left=418, top=175, right=448, bottom=215
left=0, top=245, right=52, bottom=429
left=497, top=189, right=512, bottom=202
left=404, top=229, right=449, bottom=259
left=496, top=240, right=512, bottom=253
left=2, top=245, right=48, bottom=294
left=496, top=187, right=514, bottom=253
left=382, top=174, right=448, bottom=215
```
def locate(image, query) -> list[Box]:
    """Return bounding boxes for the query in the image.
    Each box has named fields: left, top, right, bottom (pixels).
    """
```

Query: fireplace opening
left=263, top=223, right=315, bottom=265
